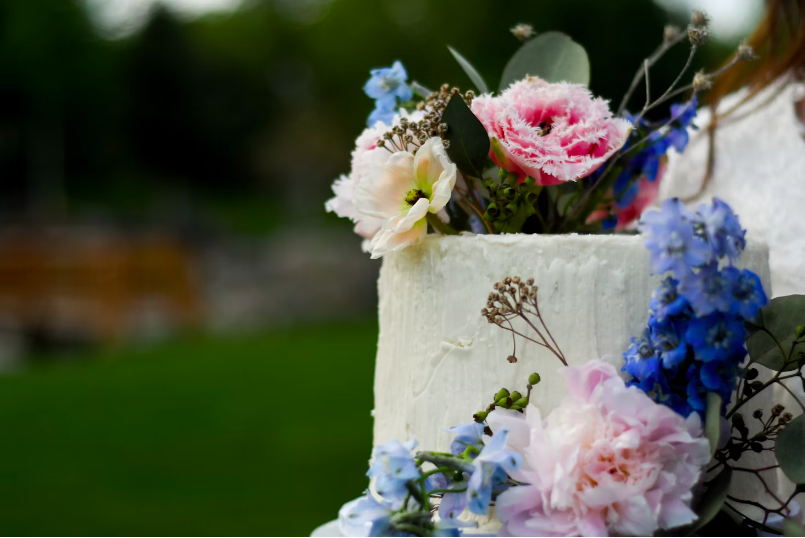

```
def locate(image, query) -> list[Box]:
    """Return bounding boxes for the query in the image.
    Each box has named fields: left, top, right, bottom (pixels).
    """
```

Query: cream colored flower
left=355, top=137, right=456, bottom=259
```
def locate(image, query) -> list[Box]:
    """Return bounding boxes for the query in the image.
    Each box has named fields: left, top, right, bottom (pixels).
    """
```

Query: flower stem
left=426, top=213, right=458, bottom=235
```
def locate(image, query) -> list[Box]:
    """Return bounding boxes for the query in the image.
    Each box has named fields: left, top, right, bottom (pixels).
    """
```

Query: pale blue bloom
left=467, top=429, right=521, bottom=515
left=445, top=422, right=485, bottom=458
left=364, top=61, right=413, bottom=111
left=368, top=105, right=395, bottom=127
left=678, top=263, right=733, bottom=316
left=695, top=197, right=746, bottom=261
left=639, top=198, right=711, bottom=277
left=338, top=495, right=393, bottom=537
left=650, top=277, right=689, bottom=322
left=367, top=439, right=421, bottom=504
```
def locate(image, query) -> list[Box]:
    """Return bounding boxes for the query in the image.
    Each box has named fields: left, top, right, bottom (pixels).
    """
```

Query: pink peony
left=326, top=109, right=425, bottom=242
left=488, top=359, right=710, bottom=537
left=471, top=77, right=631, bottom=185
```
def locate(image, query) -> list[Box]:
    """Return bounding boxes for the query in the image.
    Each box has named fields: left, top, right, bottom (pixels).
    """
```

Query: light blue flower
left=678, top=263, right=733, bottom=316
left=367, top=439, right=421, bottom=504
left=623, top=328, right=661, bottom=381
left=368, top=105, right=395, bottom=127
left=639, top=198, right=711, bottom=277
left=338, top=495, right=393, bottom=537
left=650, top=277, right=689, bottom=322
left=695, top=197, right=746, bottom=261
left=467, top=429, right=521, bottom=515
left=364, top=61, right=413, bottom=111
left=727, top=268, right=768, bottom=321
left=686, top=313, right=746, bottom=363
left=445, top=422, right=485, bottom=458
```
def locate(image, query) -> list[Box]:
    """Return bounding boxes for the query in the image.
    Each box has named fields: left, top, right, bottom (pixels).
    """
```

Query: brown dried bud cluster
left=687, top=24, right=710, bottom=47
left=692, top=71, right=712, bottom=91
left=736, top=42, right=757, bottom=62
left=378, top=108, right=451, bottom=155
left=510, top=23, right=535, bottom=42
left=482, top=276, right=539, bottom=326
left=663, top=25, right=681, bottom=42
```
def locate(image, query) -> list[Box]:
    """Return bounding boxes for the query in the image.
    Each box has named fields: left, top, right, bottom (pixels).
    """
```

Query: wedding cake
left=373, top=233, right=778, bottom=512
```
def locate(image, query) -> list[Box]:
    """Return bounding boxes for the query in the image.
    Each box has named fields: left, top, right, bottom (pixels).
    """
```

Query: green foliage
left=447, top=46, right=489, bottom=94
left=746, top=295, right=805, bottom=372
left=442, top=95, right=490, bottom=179
left=686, top=466, right=732, bottom=535
left=705, top=392, right=722, bottom=458
left=500, top=31, right=591, bottom=91
left=776, top=414, right=805, bottom=484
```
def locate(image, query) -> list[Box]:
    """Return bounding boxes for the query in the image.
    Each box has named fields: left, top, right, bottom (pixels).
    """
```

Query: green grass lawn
left=0, top=320, right=378, bottom=536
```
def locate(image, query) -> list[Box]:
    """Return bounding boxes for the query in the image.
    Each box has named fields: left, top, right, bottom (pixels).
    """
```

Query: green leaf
left=705, top=393, right=722, bottom=458
left=777, top=414, right=805, bottom=484
left=442, top=96, right=490, bottom=179
left=784, top=518, right=805, bottom=537
left=687, top=467, right=732, bottom=535
left=746, top=295, right=805, bottom=372
left=500, top=31, right=590, bottom=91
left=447, top=46, right=489, bottom=95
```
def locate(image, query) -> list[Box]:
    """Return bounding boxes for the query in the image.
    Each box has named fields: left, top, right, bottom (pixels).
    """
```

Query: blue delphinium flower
left=686, top=313, right=746, bottom=363
left=678, top=263, right=733, bottom=316
left=367, top=439, right=421, bottom=503
left=364, top=61, right=412, bottom=126
left=650, top=277, right=689, bottom=321
left=666, top=96, right=699, bottom=153
left=727, top=268, right=768, bottom=321
left=623, top=329, right=662, bottom=381
left=650, top=317, right=689, bottom=369
left=639, top=198, right=712, bottom=276
left=445, top=422, right=485, bottom=458
left=466, top=429, right=521, bottom=515
left=696, top=197, right=746, bottom=261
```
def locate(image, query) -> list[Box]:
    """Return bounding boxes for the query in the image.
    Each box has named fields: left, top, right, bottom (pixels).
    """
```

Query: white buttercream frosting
left=373, top=233, right=777, bottom=514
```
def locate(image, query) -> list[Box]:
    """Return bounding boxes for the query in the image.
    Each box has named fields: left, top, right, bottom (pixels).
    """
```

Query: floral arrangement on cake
left=325, top=10, right=805, bottom=538
left=336, top=198, right=805, bottom=537
left=326, top=11, right=756, bottom=259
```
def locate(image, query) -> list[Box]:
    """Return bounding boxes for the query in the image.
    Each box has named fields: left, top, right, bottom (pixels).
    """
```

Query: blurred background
left=0, top=0, right=762, bottom=535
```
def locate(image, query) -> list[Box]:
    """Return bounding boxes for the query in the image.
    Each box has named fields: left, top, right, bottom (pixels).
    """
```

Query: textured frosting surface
left=374, top=233, right=776, bottom=510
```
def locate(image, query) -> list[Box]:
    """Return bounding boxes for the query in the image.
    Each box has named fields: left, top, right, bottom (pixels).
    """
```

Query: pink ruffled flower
left=326, top=110, right=425, bottom=242
left=471, top=77, right=631, bottom=185
left=488, top=359, right=710, bottom=537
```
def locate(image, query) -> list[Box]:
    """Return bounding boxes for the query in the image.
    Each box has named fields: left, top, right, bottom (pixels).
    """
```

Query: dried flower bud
left=376, top=139, right=385, bottom=148
left=737, top=42, right=757, bottom=62
left=442, top=140, right=450, bottom=149
left=464, top=90, right=475, bottom=100
left=664, top=25, right=681, bottom=42
left=693, top=71, right=712, bottom=91
left=526, top=278, right=534, bottom=286
left=691, top=9, right=710, bottom=28
left=753, top=409, right=763, bottom=419
left=438, top=122, right=448, bottom=133
left=510, top=23, right=535, bottom=42
left=751, top=442, right=763, bottom=453
left=473, top=411, right=488, bottom=423
left=745, top=368, right=759, bottom=380
left=484, top=426, right=493, bottom=436
left=688, top=24, right=710, bottom=47
left=512, top=276, right=521, bottom=284
left=772, top=404, right=785, bottom=416
left=783, top=412, right=794, bottom=422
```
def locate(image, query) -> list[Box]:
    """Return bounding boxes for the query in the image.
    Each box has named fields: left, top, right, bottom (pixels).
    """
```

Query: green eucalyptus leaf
left=500, top=31, right=590, bottom=91
left=705, top=393, right=722, bottom=458
left=442, top=96, right=490, bottom=179
left=746, top=295, right=805, bottom=372
left=777, top=414, right=805, bottom=484
left=784, top=518, right=805, bottom=537
left=687, top=466, right=732, bottom=535
left=447, top=46, right=489, bottom=95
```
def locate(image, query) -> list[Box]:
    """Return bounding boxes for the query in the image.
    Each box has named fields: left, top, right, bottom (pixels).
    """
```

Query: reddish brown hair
left=698, top=0, right=805, bottom=189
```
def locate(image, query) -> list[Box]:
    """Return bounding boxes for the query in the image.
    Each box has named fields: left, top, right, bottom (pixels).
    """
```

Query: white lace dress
left=661, top=78, right=805, bottom=298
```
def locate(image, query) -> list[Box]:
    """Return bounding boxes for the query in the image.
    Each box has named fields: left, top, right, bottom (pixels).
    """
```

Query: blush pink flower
left=488, top=359, right=710, bottom=537
left=471, top=77, right=631, bottom=185
left=587, top=159, right=666, bottom=230
left=326, top=109, right=425, bottom=243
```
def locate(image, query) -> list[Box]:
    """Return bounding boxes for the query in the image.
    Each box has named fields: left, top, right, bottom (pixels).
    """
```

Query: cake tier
left=374, top=233, right=776, bottom=512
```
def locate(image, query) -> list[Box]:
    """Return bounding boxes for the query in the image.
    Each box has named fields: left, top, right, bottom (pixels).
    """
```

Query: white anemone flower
left=355, top=137, right=457, bottom=259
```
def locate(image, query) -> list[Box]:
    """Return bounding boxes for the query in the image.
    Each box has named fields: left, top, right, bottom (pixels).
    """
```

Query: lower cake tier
left=373, top=233, right=777, bottom=512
